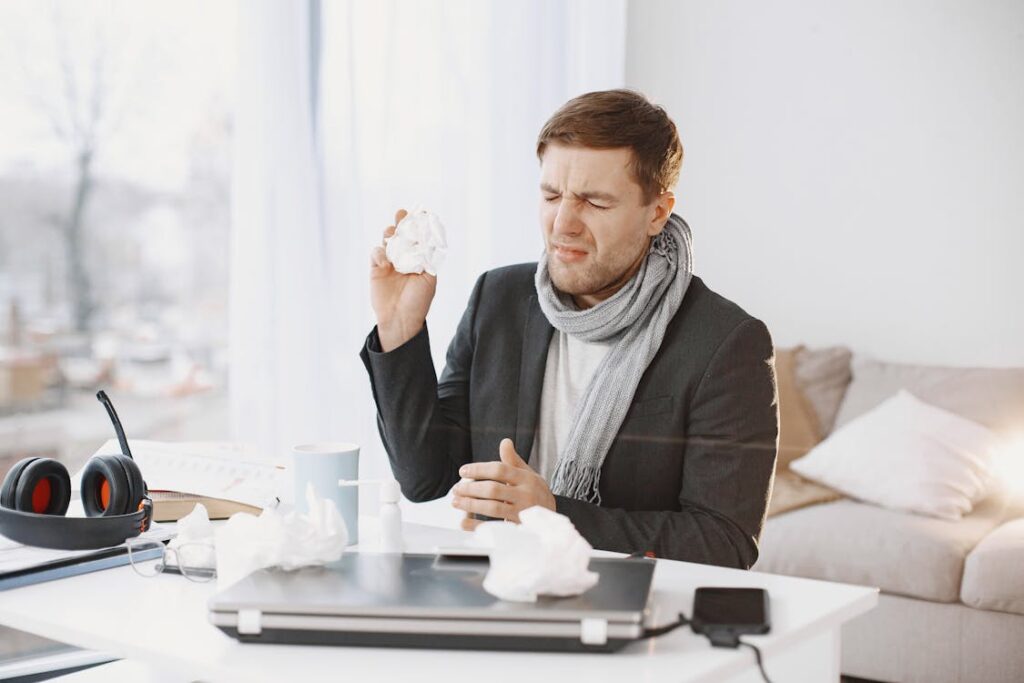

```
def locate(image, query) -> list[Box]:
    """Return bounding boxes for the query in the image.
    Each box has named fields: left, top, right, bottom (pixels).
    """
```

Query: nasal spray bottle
left=338, top=478, right=403, bottom=553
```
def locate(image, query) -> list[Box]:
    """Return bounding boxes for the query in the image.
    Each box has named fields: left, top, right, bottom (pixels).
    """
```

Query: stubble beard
left=546, top=237, right=650, bottom=298
left=547, top=254, right=616, bottom=296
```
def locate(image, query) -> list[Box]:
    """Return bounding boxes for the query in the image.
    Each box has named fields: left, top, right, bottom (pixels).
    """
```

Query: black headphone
left=0, top=391, right=152, bottom=550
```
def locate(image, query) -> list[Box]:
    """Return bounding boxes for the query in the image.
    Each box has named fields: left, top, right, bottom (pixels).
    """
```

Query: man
left=360, top=90, right=777, bottom=568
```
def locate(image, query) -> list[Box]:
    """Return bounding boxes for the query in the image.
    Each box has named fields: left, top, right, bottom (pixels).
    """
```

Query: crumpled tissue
left=473, top=506, right=599, bottom=603
left=385, top=209, right=447, bottom=275
left=214, top=484, right=348, bottom=588
left=168, top=503, right=216, bottom=570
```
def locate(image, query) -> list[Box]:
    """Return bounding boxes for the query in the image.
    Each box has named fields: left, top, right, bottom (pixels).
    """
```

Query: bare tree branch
left=52, top=4, right=86, bottom=146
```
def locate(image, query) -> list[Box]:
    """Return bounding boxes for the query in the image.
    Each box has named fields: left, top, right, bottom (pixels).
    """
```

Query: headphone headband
left=0, top=497, right=152, bottom=550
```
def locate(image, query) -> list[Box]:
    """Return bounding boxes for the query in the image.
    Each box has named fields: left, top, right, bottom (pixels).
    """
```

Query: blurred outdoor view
left=0, top=0, right=236, bottom=665
left=0, top=0, right=235, bottom=473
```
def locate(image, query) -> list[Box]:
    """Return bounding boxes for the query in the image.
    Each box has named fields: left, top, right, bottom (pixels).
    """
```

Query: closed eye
left=587, top=200, right=609, bottom=210
left=544, top=195, right=560, bottom=202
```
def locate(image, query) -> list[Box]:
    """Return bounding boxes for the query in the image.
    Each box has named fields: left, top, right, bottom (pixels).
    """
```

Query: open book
left=76, top=440, right=286, bottom=522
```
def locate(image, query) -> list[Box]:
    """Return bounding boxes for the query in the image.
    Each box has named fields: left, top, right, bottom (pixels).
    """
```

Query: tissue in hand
left=385, top=209, right=447, bottom=275
left=476, top=506, right=599, bottom=603
left=214, top=484, right=348, bottom=588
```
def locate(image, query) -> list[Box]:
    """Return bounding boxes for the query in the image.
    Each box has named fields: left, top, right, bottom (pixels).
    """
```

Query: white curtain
left=231, top=0, right=626, bottom=520
left=230, top=0, right=332, bottom=467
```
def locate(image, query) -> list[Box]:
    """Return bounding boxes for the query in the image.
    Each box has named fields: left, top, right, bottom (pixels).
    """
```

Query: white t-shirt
left=529, top=330, right=612, bottom=483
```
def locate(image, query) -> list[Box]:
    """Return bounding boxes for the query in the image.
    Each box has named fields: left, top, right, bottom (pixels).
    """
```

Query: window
left=0, top=1, right=236, bottom=670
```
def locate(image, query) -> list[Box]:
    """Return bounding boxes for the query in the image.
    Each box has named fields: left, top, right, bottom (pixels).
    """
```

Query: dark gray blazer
left=360, top=264, right=778, bottom=568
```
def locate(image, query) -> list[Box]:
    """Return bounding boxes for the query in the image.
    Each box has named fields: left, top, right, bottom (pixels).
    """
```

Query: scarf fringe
left=550, top=458, right=603, bottom=505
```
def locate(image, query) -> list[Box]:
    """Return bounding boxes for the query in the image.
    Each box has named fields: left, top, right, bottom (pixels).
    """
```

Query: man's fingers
left=452, top=495, right=515, bottom=521
left=370, top=245, right=391, bottom=268
left=382, top=225, right=396, bottom=247
left=498, top=438, right=527, bottom=468
left=394, top=209, right=408, bottom=225
left=459, top=461, right=524, bottom=484
left=460, top=515, right=481, bottom=532
left=453, top=479, right=522, bottom=504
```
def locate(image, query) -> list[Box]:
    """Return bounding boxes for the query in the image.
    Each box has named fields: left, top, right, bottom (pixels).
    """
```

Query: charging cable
left=640, top=613, right=773, bottom=683
left=639, top=611, right=690, bottom=638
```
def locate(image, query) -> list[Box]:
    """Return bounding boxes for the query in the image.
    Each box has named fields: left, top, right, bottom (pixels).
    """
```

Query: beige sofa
left=753, top=351, right=1024, bottom=683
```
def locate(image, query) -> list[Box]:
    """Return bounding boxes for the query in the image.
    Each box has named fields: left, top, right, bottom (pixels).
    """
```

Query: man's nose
left=552, top=200, right=582, bottom=237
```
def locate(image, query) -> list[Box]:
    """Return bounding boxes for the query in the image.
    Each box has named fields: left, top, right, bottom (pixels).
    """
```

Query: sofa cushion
left=961, top=518, right=1024, bottom=615
left=754, top=496, right=1009, bottom=602
left=790, top=391, right=999, bottom=520
left=768, top=346, right=843, bottom=517
left=792, top=345, right=852, bottom=436
left=775, top=347, right=821, bottom=469
left=834, top=356, right=1024, bottom=438
left=768, top=469, right=842, bottom=518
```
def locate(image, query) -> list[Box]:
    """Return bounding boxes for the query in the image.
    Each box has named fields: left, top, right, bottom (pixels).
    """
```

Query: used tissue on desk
left=385, top=209, right=447, bottom=275
left=167, top=503, right=216, bottom=570
left=214, top=484, right=348, bottom=588
left=476, top=506, right=599, bottom=603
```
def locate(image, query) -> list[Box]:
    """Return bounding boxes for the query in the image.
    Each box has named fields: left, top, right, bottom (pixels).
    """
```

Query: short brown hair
left=536, top=89, right=683, bottom=204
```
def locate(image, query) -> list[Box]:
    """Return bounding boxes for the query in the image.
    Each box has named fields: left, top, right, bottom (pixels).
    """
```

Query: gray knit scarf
left=535, top=214, right=693, bottom=504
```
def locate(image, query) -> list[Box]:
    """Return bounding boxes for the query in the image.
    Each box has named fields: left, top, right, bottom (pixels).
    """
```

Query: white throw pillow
left=790, top=390, right=997, bottom=519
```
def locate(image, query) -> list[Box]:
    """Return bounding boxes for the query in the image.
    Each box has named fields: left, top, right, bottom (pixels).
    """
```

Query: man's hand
left=370, top=209, right=438, bottom=351
left=452, top=438, right=556, bottom=529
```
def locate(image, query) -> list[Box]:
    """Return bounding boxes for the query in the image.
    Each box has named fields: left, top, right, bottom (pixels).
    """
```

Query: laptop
left=208, top=553, right=656, bottom=652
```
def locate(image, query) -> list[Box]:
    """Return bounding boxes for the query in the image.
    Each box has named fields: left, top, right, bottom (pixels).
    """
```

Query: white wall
left=626, top=0, right=1024, bottom=367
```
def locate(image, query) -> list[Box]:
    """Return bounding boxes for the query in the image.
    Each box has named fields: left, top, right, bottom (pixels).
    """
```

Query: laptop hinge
left=579, top=618, right=608, bottom=646
left=237, top=609, right=263, bottom=635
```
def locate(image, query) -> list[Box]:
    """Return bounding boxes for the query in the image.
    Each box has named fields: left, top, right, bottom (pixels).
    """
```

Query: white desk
left=0, top=520, right=876, bottom=683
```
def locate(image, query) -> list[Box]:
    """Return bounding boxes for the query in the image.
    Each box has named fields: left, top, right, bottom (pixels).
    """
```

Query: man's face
left=539, top=143, right=665, bottom=302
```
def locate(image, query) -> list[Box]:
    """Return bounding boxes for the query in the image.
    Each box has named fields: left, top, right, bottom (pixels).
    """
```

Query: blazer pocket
left=629, top=395, right=674, bottom=418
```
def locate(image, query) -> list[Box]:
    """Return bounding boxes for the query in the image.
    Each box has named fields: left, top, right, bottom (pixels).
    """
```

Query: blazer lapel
left=514, top=294, right=553, bottom=464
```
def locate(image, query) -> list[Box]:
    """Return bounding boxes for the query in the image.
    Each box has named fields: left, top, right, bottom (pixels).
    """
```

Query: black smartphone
left=691, top=587, right=770, bottom=640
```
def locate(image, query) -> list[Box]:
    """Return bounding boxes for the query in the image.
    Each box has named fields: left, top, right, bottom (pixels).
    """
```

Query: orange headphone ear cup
left=80, top=455, right=131, bottom=517
left=7, top=458, right=71, bottom=515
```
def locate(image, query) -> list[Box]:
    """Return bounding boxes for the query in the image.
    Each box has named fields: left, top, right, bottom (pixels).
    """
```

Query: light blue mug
left=292, top=443, right=359, bottom=545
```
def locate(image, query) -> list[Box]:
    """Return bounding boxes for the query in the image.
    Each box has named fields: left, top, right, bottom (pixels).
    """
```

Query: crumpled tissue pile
left=385, top=209, right=447, bottom=275
left=173, top=484, right=348, bottom=588
left=215, top=484, right=348, bottom=587
left=471, top=506, right=599, bottom=603
left=167, top=502, right=217, bottom=570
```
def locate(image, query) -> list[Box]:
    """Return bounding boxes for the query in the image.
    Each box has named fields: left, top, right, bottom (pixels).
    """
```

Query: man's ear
left=648, top=191, right=676, bottom=236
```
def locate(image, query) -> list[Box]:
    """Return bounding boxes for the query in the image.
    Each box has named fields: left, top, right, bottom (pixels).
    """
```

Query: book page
left=74, top=440, right=285, bottom=508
